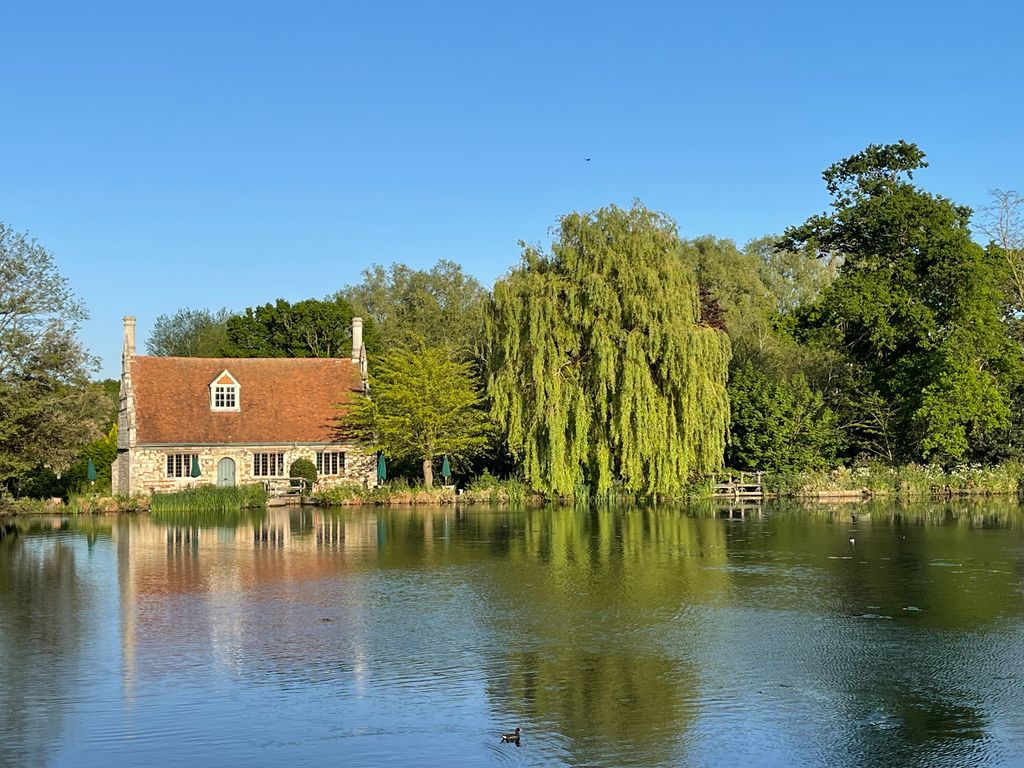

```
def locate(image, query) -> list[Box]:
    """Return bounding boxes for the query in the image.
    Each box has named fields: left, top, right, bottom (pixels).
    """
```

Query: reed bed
left=150, top=484, right=268, bottom=515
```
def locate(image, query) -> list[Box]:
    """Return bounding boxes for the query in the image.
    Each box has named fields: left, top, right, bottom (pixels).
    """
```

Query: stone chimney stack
left=123, top=316, right=136, bottom=359
left=115, top=315, right=138, bottom=495
left=351, top=316, right=363, bottom=361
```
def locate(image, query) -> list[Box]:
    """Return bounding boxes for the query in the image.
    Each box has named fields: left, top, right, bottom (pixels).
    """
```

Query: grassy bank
left=150, top=484, right=269, bottom=515
left=1, top=494, right=147, bottom=516
left=766, top=461, right=1024, bottom=499
left=313, top=474, right=546, bottom=506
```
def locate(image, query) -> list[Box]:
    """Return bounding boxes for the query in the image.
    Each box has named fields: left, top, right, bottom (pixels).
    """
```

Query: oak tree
left=783, top=142, right=1020, bottom=462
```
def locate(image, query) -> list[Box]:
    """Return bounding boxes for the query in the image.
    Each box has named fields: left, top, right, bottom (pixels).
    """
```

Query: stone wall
left=127, top=444, right=377, bottom=495
left=111, top=450, right=131, bottom=496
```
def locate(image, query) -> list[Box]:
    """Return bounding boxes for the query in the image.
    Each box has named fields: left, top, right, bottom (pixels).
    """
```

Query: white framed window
left=253, top=452, right=285, bottom=477
left=210, top=370, right=241, bottom=412
left=166, top=453, right=198, bottom=478
left=213, top=385, right=236, bottom=409
left=316, top=451, right=346, bottom=476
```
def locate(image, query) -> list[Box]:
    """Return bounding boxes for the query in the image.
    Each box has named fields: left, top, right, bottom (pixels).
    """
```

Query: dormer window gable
left=210, top=370, right=240, bottom=412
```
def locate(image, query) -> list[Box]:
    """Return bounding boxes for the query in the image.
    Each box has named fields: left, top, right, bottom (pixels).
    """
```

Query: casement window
left=213, top=384, right=237, bottom=409
left=210, top=370, right=241, bottom=412
left=316, top=451, right=346, bottom=476
left=166, top=453, right=198, bottom=478
left=253, top=452, right=286, bottom=477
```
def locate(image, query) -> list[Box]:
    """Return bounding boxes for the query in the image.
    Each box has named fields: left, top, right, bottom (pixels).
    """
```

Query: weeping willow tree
left=487, top=203, right=731, bottom=496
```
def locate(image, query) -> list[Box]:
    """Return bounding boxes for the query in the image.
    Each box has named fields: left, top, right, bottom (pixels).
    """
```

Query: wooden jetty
left=712, top=471, right=765, bottom=499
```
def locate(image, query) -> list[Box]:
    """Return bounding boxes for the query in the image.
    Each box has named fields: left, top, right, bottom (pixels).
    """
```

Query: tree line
left=4, top=141, right=1024, bottom=498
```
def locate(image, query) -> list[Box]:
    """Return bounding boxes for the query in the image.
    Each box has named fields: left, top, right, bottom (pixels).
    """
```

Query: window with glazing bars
left=316, top=451, right=345, bottom=475
left=213, top=384, right=237, bottom=409
left=166, top=453, right=197, bottom=478
left=253, top=452, right=285, bottom=477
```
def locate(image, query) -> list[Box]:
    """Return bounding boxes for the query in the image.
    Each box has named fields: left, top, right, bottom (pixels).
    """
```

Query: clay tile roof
left=132, top=357, right=363, bottom=445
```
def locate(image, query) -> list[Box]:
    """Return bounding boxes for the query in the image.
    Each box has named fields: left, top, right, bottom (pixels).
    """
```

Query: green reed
left=150, top=484, right=269, bottom=515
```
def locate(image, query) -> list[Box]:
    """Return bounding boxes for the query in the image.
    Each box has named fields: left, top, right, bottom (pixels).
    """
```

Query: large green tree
left=340, top=347, right=490, bottom=487
left=681, top=236, right=776, bottom=368
left=681, top=235, right=838, bottom=471
left=0, top=224, right=108, bottom=488
left=147, top=307, right=231, bottom=357
left=727, top=363, right=840, bottom=472
left=487, top=203, right=731, bottom=496
left=223, top=296, right=369, bottom=358
left=783, top=142, right=1020, bottom=462
left=338, top=260, right=488, bottom=358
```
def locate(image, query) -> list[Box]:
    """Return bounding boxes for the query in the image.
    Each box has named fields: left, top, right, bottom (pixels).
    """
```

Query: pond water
left=2, top=502, right=1024, bottom=767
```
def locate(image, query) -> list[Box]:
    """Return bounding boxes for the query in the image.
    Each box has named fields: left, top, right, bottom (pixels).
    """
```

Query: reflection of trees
left=742, top=500, right=1024, bottom=628
left=843, top=691, right=989, bottom=768
left=4, top=503, right=1015, bottom=766
left=0, top=535, right=91, bottom=766
left=348, top=506, right=728, bottom=762
left=703, top=499, right=1022, bottom=768
left=457, top=507, right=729, bottom=765
left=499, top=648, right=690, bottom=764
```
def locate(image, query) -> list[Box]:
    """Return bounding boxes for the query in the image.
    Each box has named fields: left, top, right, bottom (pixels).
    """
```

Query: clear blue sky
left=4, top=0, right=1023, bottom=378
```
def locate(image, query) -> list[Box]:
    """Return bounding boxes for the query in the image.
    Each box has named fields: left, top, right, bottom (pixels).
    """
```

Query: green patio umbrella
left=86, top=459, right=97, bottom=483
left=190, top=455, right=201, bottom=478
left=377, top=452, right=387, bottom=483
left=440, top=455, right=451, bottom=483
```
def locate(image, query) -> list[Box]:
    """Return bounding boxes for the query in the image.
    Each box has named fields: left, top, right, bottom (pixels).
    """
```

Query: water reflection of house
left=111, top=316, right=377, bottom=495
left=113, top=510, right=380, bottom=693
left=114, top=510, right=379, bottom=591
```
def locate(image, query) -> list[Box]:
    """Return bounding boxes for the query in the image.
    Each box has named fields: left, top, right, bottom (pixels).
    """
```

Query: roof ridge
left=135, top=356, right=357, bottom=363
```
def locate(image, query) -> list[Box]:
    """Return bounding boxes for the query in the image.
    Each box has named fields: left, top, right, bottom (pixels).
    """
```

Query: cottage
left=111, top=315, right=376, bottom=495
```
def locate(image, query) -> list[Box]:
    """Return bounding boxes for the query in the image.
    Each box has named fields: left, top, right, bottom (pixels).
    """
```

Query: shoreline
left=4, top=487, right=1024, bottom=518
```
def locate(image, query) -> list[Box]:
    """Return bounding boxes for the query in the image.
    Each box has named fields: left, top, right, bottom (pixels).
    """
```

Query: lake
left=2, top=502, right=1023, bottom=767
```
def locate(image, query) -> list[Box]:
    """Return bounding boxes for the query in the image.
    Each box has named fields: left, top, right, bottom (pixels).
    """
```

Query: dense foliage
left=146, top=298, right=373, bottom=360
left=147, top=308, right=232, bottom=357
left=338, top=260, right=488, bottom=358
left=726, top=363, right=839, bottom=472
left=783, top=141, right=1020, bottom=463
left=223, top=297, right=368, bottom=358
left=487, top=203, right=731, bottom=496
left=289, top=458, right=318, bottom=490
left=0, top=224, right=109, bottom=489
left=340, top=347, right=490, bottom=487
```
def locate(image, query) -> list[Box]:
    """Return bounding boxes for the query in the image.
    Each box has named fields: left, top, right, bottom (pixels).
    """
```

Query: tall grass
left=150, top=484, right=268, bottom=515
left=67, top=494, right=147, bottom=514
left=312, top=474, right=542, bottom=506
left=0, top=497, right=55, bottom=516
left=766, top=460, right=1024, bottom=499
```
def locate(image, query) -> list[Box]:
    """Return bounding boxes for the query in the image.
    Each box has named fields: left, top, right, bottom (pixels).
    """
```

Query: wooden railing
left=262, top=477, right=313, bottom=497
left=712, top=471, right=765, bottom=498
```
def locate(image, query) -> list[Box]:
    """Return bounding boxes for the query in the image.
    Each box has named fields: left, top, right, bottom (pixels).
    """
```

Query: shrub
left=289, top=458, right=318, bottom=492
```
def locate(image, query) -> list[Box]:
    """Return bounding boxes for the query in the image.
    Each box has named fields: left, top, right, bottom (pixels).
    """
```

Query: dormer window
left=210, top=371, right=240, bottom=412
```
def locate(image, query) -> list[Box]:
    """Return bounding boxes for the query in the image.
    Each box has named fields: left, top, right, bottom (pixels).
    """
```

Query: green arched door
left=216, top=457, right=236, bottom=487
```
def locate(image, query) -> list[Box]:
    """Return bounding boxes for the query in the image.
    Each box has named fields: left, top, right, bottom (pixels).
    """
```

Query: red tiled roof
left=132, top=356, right=363, bottom=445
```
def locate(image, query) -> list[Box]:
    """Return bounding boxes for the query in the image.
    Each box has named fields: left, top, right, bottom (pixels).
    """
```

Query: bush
left=289, top=458, right=317, bottom=492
